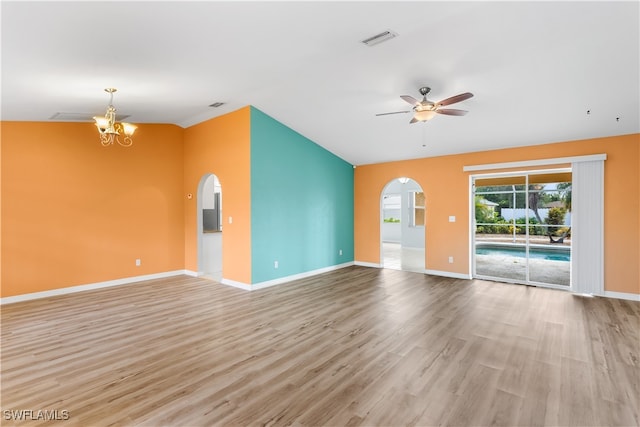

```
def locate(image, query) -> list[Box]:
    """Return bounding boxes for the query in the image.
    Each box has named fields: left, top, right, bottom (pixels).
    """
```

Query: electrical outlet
left=448, top=256, right=454, bottom=264
left=136, top=259, right=141, bottom=266
left=228, top=216, right=233, bottom=224
left=274, top=261, right=278, bottom=269
left=339, top=249, right=343, bottom=256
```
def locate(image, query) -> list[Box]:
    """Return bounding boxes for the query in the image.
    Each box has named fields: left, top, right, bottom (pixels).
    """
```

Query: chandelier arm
left=100, top=133, right=112, bottom=147
left=119, top=136, right=133, bottom=147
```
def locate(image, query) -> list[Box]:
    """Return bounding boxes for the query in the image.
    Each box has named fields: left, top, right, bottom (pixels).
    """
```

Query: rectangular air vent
left=209, top=102, right=225, bottom=108
left=49, top=112, right=130, bottom=121
left=361, top=30, right=398, bottom=46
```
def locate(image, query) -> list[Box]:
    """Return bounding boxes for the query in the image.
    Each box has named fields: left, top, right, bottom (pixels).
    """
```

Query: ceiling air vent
left=361, top=30, right=398, bottom=47
left=49, top=112, right=130, bottom=121
left=209, top=102, right=225, bottom=108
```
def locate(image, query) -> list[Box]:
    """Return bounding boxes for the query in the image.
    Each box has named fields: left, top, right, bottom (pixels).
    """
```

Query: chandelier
left=93, top=88, right=137, bottom=147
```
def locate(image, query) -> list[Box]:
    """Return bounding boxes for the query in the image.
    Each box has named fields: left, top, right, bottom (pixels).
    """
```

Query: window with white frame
left=382, top=194, right=402, bottom=223
left=410, top=191, right=425, bottom=227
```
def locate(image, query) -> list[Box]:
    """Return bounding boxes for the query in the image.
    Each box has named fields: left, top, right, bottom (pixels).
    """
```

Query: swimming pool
left=475, top=245, right=570, bottom=262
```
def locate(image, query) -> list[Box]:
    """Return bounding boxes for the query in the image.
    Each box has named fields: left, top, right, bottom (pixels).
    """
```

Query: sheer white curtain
left=571, top=159, right=605, bottom=295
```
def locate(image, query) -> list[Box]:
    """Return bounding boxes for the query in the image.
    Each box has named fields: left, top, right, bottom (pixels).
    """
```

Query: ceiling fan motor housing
left=415, top=87, right=436, bottom=111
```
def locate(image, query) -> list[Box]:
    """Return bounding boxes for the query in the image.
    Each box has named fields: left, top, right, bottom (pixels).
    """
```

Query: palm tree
left=529, top=183, right=570, bottom=243
left=557, top=182, right=572, bottom=211
left=528, top=184, right=545, bottom=224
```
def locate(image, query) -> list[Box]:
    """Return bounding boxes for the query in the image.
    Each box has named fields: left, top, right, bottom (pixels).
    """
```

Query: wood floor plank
left=1, top=266, right=638, bottom=426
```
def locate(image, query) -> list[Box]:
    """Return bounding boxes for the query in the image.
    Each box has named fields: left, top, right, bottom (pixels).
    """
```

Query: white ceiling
left=2, top=1, right=638, bottom=165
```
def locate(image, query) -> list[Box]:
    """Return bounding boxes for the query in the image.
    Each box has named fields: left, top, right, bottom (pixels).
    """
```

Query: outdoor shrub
left=547, top=207, right=566, bottom=225
left=558, top=226, right=571, bottom=237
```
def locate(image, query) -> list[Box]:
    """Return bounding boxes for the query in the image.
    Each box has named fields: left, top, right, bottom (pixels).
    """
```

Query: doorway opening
left=380, top=177, right=425, bottom=273
left=197, top=173, right=223, bottom=281
left=472, top=169, right=572, bottom=289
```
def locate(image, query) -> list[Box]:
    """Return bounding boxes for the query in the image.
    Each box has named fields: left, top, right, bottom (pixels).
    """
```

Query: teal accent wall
left=250, top=107, right=354, bottom=283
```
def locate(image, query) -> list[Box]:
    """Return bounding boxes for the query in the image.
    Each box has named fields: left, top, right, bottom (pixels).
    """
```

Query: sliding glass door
left=474, top=180, right=528, bottom=282
left=473, top=170, right=572, bottom=288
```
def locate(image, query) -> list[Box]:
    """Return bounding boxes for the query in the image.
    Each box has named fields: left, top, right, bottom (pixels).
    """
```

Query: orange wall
left=1, top=122, right=185, bottom=297
left=355, top=134, right=640, bottom=295
left=183, top=107, right=252, bottom=284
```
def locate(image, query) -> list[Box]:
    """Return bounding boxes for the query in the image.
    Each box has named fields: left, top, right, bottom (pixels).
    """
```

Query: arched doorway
left=197, top=173, right=222, bottom=280
left=380, top=177, right=425, bottom=272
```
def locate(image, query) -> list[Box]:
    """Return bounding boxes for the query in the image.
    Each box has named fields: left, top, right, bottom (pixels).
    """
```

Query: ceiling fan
left=376, top=87, right=474, bottom=123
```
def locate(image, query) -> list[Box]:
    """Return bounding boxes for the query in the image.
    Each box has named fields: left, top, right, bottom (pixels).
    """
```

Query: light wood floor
left=2, top=267, right=639, bottom=426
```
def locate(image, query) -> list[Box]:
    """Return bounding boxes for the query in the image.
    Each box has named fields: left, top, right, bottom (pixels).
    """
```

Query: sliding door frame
left=471, top=168, right=571, bottom=290
left=465, top=154, right=606, bottom=295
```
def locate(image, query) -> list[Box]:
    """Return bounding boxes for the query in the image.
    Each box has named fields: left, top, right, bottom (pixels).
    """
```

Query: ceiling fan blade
left=400, top=95, right=420, bottom=106
left=375, top=111, right=411, bottom=116
left=436, top=92, right=474, bottom=107
left=436, top=108, right=468, bottom=116
left=409, top=117, right=420, bottom=124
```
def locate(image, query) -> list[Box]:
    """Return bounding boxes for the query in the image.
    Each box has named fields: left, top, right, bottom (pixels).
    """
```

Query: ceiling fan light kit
left=414, top=110, right=437, bottom=121
left=377, top=86, right=474, bottom=124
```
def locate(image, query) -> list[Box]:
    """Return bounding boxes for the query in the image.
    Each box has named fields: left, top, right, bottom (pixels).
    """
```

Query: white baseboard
left=354, top=262, right=472, bottom=281
left=602, top=290, right=640, bottom=302
left=1, top=270, right=192, bottom=305
left=425, top=269, right=472, bottom=280
left=220, top=278, right=253, bottom=291
left=221, top=262, right=355, bottom=291
left=354, top=261, right=382, bottom=268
